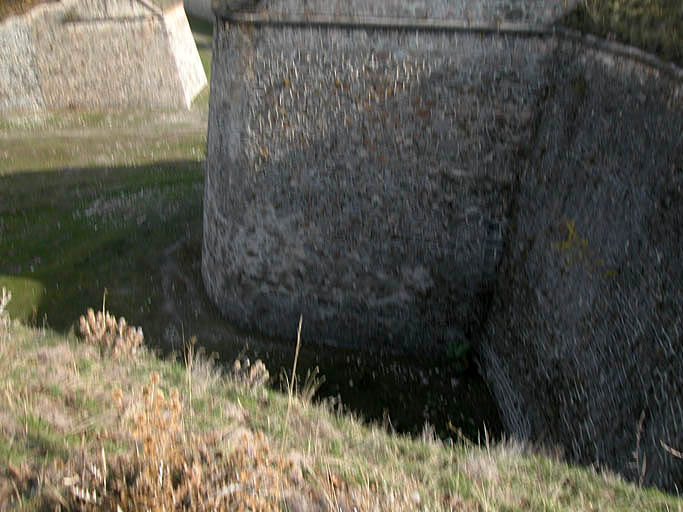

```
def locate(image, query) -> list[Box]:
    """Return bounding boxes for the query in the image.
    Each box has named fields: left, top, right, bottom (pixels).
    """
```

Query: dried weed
left=77, top=308, right=143, bottom=358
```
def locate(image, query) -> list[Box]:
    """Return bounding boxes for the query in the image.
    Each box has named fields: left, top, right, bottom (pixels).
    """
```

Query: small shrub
left=0, top=287, right=11, bottom=317
left=77, top=307, right=144, bottom=357
left=67, top=372, right=293, bottom=511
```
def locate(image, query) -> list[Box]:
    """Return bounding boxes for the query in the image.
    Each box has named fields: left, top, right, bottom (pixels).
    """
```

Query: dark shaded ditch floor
left=161, top=236, right=504, bottom=441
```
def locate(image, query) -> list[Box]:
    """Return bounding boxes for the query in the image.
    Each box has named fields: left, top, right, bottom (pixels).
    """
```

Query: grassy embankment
left=562, top=0, right=682, bottom=67
left=0, top=13, right=213, bottom=333
left=1, top=299, right=681, bottom=510
left=1, top=6, right=681, bottom=511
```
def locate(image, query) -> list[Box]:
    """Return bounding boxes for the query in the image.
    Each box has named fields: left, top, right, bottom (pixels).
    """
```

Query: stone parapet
left=212, top=0, right=580, bottom=26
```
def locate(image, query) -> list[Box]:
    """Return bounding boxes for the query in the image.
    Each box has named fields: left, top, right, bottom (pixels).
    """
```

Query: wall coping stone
left=210, top=0, right=682, bottom=81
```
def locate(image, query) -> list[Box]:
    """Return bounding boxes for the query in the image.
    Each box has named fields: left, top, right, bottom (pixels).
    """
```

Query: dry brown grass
left=0, top=288, right=11, bottom=351
left=67, top=372, right=292, bottom=510
left=0, top=300, right=681, bottom=510
left=0, top=305, right=432, bottom=510
left=77, top=304, right=143, bottom=358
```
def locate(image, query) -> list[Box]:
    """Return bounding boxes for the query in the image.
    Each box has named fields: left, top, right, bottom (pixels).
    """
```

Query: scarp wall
left=203, top=20, right=552, bottom=351
left=482, top=43, right=683, bottom=490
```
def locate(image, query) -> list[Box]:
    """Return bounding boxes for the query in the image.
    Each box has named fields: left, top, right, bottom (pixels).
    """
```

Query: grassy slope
left=0, top=317, right=680, bottom=510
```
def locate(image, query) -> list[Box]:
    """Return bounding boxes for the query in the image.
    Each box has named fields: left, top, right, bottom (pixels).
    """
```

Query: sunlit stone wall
left=203, top=12, right=552, bottom=352
left=0, top=0, right=206, bottom=111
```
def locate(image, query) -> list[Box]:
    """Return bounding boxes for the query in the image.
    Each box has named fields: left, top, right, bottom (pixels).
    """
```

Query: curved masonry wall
left=204, top=24, right=551, bottom=352
left=204, top=0, right=682, bottom=490
left=0, top=0, right=206, bottom=112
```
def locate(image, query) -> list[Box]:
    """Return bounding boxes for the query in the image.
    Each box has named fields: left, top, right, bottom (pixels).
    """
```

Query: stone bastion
left=0, top=0, right=206, bottom=111
left=203, top=0, right=682, bottom=490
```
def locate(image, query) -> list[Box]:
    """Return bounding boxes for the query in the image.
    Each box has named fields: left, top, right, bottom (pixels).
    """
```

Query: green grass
left=0, top=162, right=204, bottom=333
left=0, top=320, right=679, bottom=510
left=0, top=115, right=207, bottom=173
left=187, top=13, right=213, bottom=41
left=561, top=0, right=683, bottom=66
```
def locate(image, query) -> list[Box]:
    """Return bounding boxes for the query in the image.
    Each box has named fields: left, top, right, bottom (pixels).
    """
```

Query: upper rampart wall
left=0, top=0, right=206, bottom=112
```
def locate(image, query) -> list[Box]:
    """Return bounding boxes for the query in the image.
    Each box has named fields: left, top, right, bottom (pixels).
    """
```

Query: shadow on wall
left=184, top=0, right=213, bottom=22
left=482, top=41, right=683, bottom=492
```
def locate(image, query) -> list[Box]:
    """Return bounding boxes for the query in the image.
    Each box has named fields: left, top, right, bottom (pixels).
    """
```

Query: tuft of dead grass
left=63, top=370, right=417, bottom=511
left=0, top=287, right=10, bottom=316
left=0, top=287, right=11, bottom=340
left=77, top=307, right=144, bottom=358
left=233, top=357, right=271, bottom=389
left=66, top=372, right=292, bottom=510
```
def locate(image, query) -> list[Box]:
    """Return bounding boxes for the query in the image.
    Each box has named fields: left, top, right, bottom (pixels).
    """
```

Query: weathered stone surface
left=213, top=0, right=580, bottom=26
left=211, top=0, right=260, bottom=17
left=203, top=21, right=552, bottom=352
left=483, top=42, right=683, bottom=491
left=204, top=0, right=682, bottom=492
left=0, top=16, right=44, bottom=111
left=166, top=3, right=210, bottom=108
left=0, top=0, right=207, bottom=112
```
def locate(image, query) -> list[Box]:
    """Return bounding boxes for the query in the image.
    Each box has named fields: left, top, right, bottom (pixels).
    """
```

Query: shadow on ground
left=0, top=161, right=503, bottom=442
